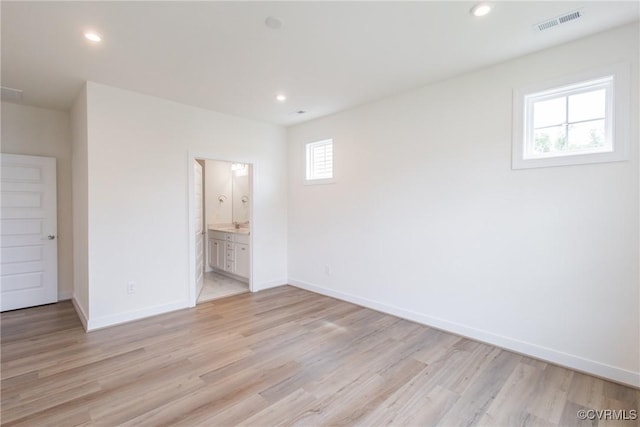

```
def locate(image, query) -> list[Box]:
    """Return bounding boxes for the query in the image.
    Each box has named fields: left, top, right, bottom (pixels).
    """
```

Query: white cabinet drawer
left=225, top=242, right=234, bottom=250
left=225, top=233, right=233, bottom=241
left=226, top=249, right=234, bottom=260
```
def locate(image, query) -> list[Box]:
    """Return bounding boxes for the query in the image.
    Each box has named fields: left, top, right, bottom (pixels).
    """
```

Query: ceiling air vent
left=1, top=86, right=23, bottom=102
left=534, top=9, right=583, bottom=32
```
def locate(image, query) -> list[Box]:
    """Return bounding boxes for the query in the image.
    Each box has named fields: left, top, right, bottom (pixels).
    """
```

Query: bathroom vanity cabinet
left=208, top=230, right=249, bottom=280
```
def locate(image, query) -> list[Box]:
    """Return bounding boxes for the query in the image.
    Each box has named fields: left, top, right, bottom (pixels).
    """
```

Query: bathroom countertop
left=209, top=226, right=250, bottom=235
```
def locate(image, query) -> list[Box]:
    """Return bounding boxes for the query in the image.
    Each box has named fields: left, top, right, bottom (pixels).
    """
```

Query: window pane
left=568, top=89, right=605, bottom=123
left=533, top=97, right=566, bottom=128
left=515, top=70, right=622, bottom=169
left=306, top=139, right=333, bottom=180
left=533, top=125, right=567, bottom=154
left=567, top=119, right=606, bottom=150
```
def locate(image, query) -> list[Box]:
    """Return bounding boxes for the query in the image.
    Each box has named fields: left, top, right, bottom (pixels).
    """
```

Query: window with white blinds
left=305, top=139, right=333, bottom=182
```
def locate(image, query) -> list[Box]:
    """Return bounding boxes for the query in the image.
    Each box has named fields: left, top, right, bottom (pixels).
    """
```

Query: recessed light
left=276, top=94, right=287, bottom=102
left=265, top=16, right=284, bottom=30
left=470, top=3, right=492, bottom=17
left=84, top=31, right=102, bottom=42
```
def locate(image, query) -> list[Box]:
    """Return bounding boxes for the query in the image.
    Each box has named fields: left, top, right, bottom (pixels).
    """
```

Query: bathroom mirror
left=231, top=164, right=250, bottom=223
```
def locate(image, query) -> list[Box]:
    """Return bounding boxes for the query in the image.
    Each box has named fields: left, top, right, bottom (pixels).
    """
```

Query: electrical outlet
left=324, top=265, right=331, bottom=276
left=127, top=281, right=136, bottom=294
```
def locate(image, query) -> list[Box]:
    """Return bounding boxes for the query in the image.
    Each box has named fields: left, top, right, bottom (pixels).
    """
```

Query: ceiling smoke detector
left=534, top=9, right=584, bottom=32
left=265, top=16, right=284, bottom=30
left=1, top=86, right=23, bottom=102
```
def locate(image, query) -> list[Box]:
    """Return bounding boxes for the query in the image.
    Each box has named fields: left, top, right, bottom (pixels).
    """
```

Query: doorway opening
left=189, top=156, right=253, bottom=305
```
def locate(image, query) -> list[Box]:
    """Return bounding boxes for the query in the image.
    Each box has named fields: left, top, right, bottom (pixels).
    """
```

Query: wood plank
left=1, top=286, right=637, bottom=426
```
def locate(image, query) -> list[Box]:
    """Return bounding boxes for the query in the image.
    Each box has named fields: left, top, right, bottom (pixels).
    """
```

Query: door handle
left=43, top=235, right=56, bottom=240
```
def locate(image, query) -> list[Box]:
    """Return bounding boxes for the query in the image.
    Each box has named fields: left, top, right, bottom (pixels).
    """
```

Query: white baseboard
left=289, top=278, right=640, bottom=389
left=71, top=296, right=89, bottom=331
left=86, top=299, right=190, bottom=331
left=255, top=278, right=288, bottom=292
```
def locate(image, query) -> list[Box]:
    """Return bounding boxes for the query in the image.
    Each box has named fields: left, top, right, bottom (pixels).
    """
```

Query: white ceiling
left=2, top=1, right=638, bottom=126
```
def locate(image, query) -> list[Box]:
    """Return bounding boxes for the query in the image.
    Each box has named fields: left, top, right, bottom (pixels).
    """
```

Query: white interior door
left=194, top=160, right=204, bottom=298
left=1, top=154, right=58, bottom=311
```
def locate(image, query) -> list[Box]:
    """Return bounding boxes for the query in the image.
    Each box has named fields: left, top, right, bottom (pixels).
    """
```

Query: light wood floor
left=1, top=286, right=638, bottom=426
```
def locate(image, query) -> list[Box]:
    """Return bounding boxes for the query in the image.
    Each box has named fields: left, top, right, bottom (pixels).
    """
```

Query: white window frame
left=512, top=63, right=630, bottom=169
left=305, top=139, right=334, bottom=185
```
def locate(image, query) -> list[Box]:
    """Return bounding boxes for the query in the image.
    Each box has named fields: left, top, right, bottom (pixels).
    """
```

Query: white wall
left=79, top=82, right=287, bottom=329
left=70, top=85, right=89, bottom=325
left=204, top=159, right=233, bottom=225
left=287, top=23, right=639, bottom=387
left=1, top=101, right=74, bottom=301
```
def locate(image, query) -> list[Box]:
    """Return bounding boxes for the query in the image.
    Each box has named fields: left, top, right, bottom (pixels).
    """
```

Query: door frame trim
left=193, top=159, right=205, bottom=297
